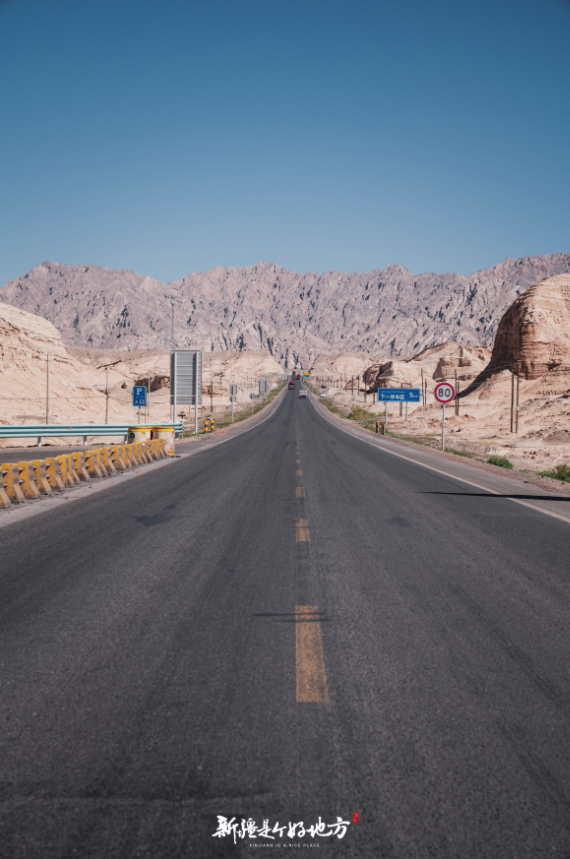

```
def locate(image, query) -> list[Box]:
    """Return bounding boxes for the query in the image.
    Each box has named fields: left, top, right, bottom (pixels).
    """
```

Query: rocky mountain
left=2, top=254, right=569, bottom=368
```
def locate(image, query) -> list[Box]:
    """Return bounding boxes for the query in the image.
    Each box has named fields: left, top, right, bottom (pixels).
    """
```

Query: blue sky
left=1, top=0, right=569, bottom=283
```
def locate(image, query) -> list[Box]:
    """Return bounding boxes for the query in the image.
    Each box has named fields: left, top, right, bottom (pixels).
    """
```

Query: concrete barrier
left=45, top=458, right=65, bottom=490
left=0, top=466, right=13, bottom=507
left=17, top=461, right=41, bottom=499
left=110, top=445, right=126, bottom=470
left=118, top=444, right=131, bottom=468
left=56, top=455, right=75, bottom=488
left=67, top=454, right=81, bottom=484
left=71, top=451, right=91, bottom=482
left=1, top=463, right=26, bottom=502
left=30, top=459, right=53, bottom=494
left=0, top=434, right=179, bottom=515
left=84, top=449, right=103, bottom=478
left=98, top=447, right=117, bottom=475
left=92, top=448, right=107, bottom=476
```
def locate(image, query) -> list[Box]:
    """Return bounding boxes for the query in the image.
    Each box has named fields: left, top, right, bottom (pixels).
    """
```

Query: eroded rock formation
left=478, top=274, right=570, bottom=380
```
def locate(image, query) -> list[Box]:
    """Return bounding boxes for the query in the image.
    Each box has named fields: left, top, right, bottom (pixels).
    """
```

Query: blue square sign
left=132, top=385, right=147, bottom=406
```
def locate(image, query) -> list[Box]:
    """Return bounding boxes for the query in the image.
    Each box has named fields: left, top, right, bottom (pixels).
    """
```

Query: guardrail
left=0, top=422, right=184, bottom=442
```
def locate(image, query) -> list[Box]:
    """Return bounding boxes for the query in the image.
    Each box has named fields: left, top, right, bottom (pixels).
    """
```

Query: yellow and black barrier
left=1, top=463, right=26, bottom=503
left=30, top=459, right=52, bottom=495
left=0, top=436, right=174, bottom=511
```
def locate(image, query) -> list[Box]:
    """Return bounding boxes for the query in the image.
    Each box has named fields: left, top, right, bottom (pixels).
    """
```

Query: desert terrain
left=309, top=274, right=570, bottom=473
left=0, top=301, right=284, bottom=447
left=2, top=266, right=570, bottom=476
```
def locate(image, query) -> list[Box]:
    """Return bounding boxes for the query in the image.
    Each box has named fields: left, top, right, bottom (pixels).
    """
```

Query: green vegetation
left=487, top=454, right=513, bottom=469
left=348, top=406, right=376, bottom=420
left=538, top=463, right=570, bottom=483
left=447, top=448, right=476, bottom=459
left=318, top=397, right=346, bottom=418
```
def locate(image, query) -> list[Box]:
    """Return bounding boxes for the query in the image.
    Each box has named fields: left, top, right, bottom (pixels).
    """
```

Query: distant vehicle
left=296, top=373, right=301, bottom=380
left=319, top=393, right=326, bottom=398
left=299, top=390, right=308, bottom=398
left=288, top=380, right=295, bottom=390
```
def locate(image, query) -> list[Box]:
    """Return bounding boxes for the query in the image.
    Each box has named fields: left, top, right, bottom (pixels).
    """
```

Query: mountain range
left=2, top=253, right=569, bottom=367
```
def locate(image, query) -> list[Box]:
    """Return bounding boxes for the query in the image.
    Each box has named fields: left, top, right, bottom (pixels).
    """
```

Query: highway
left=2, top=381, right=570, bottom=857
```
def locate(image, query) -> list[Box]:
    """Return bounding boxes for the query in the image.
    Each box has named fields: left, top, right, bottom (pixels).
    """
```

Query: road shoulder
left=309, top=392, right=570, bottom=525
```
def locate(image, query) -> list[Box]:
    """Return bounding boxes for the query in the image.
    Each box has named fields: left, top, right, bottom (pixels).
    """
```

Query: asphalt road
left=2, top=382, right=570, bottom=858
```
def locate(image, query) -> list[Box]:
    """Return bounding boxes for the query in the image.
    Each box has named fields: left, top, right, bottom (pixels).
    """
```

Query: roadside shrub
left=487, top=454, right=513, bottom=469
left=538, top=463, right=570, bottom=482
left=349, top=406, right=375, bottom=420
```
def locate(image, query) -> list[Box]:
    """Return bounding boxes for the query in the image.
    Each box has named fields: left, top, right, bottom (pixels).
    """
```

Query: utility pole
left=515, top=373, right=521, bottom=433
left=171, top=298, right=176, bottom=352
left=46, top=354, right=50, bottom=424
left=195, top=359, right=198, bottom=435
left=105, top=366, right=109, bottom=424
left=510, top=371, right=515, bottom=432
left=421, top=368, right=424, bottom=406
left=147, top=372, right=151, bottom=420
left=454, top=369, right=459, bottom=416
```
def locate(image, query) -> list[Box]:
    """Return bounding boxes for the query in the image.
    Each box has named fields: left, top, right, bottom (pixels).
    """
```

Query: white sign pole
left=442, top=402, right=445, bottom=450
left=385, top=401, right=388, bottom=428
left=195, top=355, right=198, bottom=435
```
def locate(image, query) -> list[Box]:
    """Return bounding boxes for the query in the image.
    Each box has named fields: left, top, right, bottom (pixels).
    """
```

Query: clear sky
left=1, top=0, right=569, bottom=284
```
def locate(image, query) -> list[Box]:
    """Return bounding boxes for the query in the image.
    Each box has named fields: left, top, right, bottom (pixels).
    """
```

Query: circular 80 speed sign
left=434, top=382, right=455, bottom=403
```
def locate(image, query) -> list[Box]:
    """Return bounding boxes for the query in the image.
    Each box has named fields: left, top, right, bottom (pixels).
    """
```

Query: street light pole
left=46, top=354, right=50, bottom=424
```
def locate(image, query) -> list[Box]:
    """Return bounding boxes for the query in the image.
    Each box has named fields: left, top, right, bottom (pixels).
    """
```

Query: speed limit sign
left=434, top=382, right=455, bottom=403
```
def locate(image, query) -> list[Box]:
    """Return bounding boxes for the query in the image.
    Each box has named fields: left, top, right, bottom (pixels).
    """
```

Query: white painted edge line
left=0, top=389, right=287, bottom=529
left=309, top=394, right=570, bottom=527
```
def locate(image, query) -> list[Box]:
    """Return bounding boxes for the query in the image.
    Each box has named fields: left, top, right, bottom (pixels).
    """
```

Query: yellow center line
left=296, top=518, right=310, bottom=541
left=296, top=469, right=303, bottom=476
left=296, top=486, right=305, bottom=497
left=296, top=606, right=329, bottom=703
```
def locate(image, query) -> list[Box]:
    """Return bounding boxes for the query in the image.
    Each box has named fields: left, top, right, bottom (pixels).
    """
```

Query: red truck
left=288, top=380, right=296, bottom=390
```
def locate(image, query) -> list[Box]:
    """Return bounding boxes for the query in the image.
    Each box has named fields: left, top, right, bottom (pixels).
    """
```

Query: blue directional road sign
left=377, top=388, right=420, bottom=402
left=132, top=385, right=147, bottom=407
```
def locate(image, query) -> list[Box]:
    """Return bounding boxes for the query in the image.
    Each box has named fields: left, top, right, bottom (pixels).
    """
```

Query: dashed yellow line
left=296, top=486, right=305, bottom=498
left=296, top=469, right=303, bottom=477
left=296, top=606, right=329, bottom=703
left=296, top=518, right=310, bottom=541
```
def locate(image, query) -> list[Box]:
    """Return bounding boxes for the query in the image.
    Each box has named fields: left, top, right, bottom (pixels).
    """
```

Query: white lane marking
left=308, top=395, right=570, bottom=527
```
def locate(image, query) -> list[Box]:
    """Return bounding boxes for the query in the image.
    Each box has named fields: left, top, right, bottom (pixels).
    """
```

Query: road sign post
left=171, top=351, right=202, bottom=441
left=377, top=388, right=421, bottom=431
left=229, top=383, right=238, bottom=422
left=434, top=382, right=455, bottom=450
left=132, top=386, right=147, bottom=425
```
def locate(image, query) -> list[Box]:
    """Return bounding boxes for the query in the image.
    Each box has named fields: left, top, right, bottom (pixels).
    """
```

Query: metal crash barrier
left=0, top=422, right=183, bottom=445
